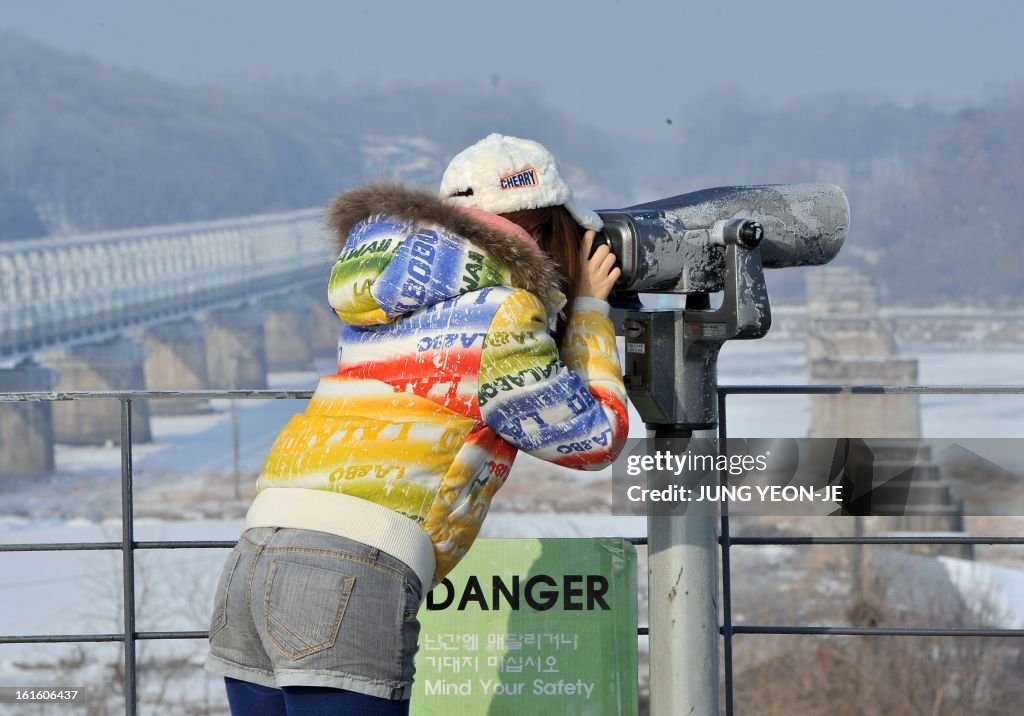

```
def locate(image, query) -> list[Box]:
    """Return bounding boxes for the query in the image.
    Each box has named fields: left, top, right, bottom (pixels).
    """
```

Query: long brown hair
left=499, top=205, right=582, bottom=346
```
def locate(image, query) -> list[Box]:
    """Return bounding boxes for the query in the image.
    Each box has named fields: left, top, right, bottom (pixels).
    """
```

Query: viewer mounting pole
left=621, top=239, right=771, bottom=716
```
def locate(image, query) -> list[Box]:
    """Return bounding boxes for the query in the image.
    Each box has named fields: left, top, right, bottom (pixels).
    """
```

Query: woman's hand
left=577, top=230, right=621, bottom=300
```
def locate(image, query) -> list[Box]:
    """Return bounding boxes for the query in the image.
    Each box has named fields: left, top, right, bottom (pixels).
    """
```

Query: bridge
left=0, top=208, right=342, bottom=471
left=0, top=208, right=330, bottom=362
left=770, top=305, right=1024, bottom=343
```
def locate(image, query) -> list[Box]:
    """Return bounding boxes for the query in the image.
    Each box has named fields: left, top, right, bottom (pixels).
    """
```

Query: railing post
left=119, top=398, right=137, bottom=715
left=719, top=390, right=736, bottom=716
left=230, top=397, right=241, bottom=499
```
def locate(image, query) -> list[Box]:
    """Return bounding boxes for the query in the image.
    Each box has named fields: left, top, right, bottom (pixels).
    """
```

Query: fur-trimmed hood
left=326, top=183, right=564, bottom=317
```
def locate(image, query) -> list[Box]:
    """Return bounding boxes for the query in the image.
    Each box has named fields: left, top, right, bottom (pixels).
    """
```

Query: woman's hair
left=499, top=205, right=582, bottom=347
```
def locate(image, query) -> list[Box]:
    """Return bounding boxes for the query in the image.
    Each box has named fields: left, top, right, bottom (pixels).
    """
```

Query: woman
left=205, top=134, right=628, bottom=714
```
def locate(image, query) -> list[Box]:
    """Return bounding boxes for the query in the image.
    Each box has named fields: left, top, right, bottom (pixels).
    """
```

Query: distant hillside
left=0, top=33, right=629, bottom=239
left=653, top=87, right=1024, bottom=306
left=0, top=33, right=349, bottom=235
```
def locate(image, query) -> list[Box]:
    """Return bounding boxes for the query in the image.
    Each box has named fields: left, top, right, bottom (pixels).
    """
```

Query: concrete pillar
left=805, top=267, right=880, bottom=315
left=142, top=319, right=210, bottom=414
left=303, top=284, right=341, bottom=359
left=0, top=360, right=55, bottom=476
left=38, top=337, right=152, bottom=445
left=809, top=358, right=921, bottom=439
left=262, top=293, right=314, bottom=372
left=805, top=317, right=896, bottom=359
left=806, top=268, right=920, bottom=439
left=204, top=305, right=268, bottom=389
left=805, top=269, right=968, bottom=563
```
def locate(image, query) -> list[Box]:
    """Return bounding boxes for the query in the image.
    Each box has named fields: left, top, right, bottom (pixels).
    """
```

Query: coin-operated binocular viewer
left=596, top=184, right=849, bottom=716
left=597, top=183, right=849, bottom=432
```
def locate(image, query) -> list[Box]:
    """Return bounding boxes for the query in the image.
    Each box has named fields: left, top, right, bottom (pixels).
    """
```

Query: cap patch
left=499, top=166, right=539, bottom=190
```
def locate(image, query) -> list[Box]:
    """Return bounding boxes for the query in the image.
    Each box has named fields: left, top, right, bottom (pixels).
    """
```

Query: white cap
left=439, top=134, right=603, bottom=231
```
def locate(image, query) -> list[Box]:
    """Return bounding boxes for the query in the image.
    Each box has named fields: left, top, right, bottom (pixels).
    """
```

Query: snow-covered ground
left=940, top=554, right=1024, bottom=629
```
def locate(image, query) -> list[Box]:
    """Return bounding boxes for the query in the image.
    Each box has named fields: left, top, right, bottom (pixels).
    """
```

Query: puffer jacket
left=245, top=184, right=628, bottom=587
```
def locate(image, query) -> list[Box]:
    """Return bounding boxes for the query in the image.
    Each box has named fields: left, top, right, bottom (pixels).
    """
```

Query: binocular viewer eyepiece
left=594, top=183, right=849, bottom=296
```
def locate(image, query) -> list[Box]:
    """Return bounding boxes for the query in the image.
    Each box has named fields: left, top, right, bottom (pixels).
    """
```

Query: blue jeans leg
left=225, top=677, right=286, bottom=716
left=225, top=677, right=411, bottom=716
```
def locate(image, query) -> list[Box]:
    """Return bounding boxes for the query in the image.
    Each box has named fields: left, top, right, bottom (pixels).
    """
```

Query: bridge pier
left=0, top=360, right=55, bottom=476
left=807, top=269, right=921, bottom=440
left=805, top=269, right=969, bottom=574
left=39, top=337, right=152, bottom=445
left=303, top=284, right=341, bottom=360
left=262, top=293, right=314, bottom=372
left=204, top=305, right=269, bottom=389
left=809, top=358, right=922, bottom=438
left=142, top=319, right=211, bottom=414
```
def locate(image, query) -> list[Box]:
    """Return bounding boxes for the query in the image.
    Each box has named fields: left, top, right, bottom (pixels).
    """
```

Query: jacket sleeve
left=478, top=289, right=629, bottom=469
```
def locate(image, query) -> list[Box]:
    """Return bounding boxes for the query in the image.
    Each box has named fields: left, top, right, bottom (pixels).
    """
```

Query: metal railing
left=1, top=385, right=1023, bottom=715
left=716, top=384, right=1024, bottom=716
left=0, top=390, right=309, bottom=713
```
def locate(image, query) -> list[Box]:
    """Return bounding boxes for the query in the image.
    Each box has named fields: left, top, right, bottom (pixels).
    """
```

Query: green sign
left=411, top=538, right=638, bottom=716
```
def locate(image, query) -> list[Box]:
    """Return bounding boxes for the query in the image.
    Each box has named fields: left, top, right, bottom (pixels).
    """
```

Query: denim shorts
left=204, top=527, right=424, bottom=700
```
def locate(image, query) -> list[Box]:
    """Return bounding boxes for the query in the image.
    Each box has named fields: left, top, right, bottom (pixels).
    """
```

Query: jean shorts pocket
left=264, top=559, right=356, bottom=660
left=208, top=550, right=242, bottom=640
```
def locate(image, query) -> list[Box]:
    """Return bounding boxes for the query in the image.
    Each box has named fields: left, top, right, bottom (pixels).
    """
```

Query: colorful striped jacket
left=246, top=185, right=628, bottom=586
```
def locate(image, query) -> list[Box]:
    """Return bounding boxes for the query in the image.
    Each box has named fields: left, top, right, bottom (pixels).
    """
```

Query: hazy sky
left=4, top=0, right=1024, bottom=133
